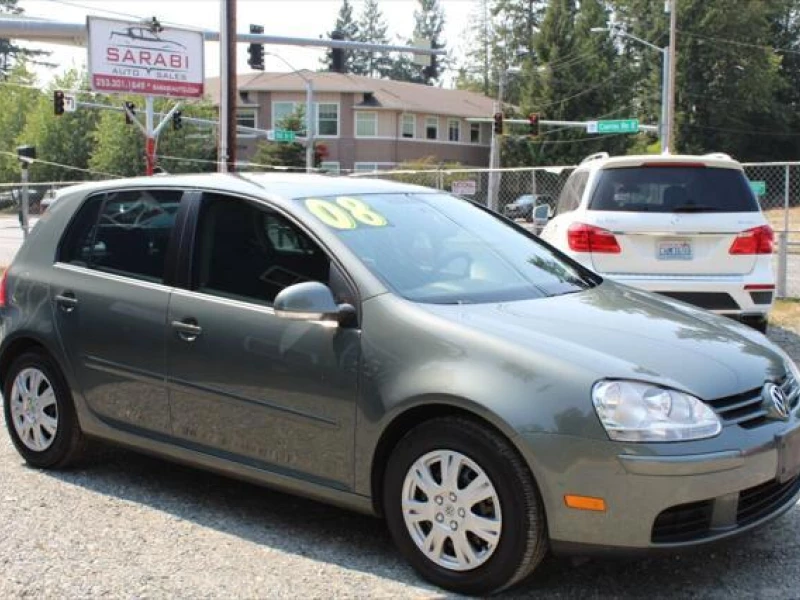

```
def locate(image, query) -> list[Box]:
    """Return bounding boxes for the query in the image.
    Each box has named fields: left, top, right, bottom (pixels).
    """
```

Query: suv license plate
left=777, top=427, right=800, bottom=483
left=658, top=240, right=692, bottom=260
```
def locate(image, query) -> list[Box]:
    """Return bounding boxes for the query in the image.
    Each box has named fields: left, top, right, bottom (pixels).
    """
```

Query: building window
left=355, top=111, right=378, bottom=137
left=470, top=123, right=481, bottom=144
left=425, top=117, right=438, bottom=140
left=448, top=118, right=460, bottom=142
left=401, top=114, right=415, bottom=138
left=236, top=109, right=257, bottom=132
left=272, top=102, right=299, bottom=128
left=316, top=103, right=339, bottom=136
left=320, top=161, right=340, bottom=175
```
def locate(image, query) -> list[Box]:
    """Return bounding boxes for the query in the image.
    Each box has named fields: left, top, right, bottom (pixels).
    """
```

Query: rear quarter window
left=589, top=166, right=759, bottom=213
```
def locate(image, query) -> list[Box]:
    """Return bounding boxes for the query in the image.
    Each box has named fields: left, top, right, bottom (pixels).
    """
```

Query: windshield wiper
left=671, top=204, right=719, bottom=213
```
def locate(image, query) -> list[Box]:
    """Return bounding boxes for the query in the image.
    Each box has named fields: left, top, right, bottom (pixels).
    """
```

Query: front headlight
left=592, top=380, right=722, bottom=442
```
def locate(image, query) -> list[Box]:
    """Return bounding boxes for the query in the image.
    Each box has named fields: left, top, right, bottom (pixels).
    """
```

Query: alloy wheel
left=9, top=367, right=58, bottom=452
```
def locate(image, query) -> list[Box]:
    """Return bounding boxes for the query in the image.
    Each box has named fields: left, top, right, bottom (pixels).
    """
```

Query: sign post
left=87, top=16, right=204, bottom=175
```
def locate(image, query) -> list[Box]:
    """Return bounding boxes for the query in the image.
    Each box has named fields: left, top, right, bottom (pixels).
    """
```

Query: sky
left=18, top=0, right=475, bottom=84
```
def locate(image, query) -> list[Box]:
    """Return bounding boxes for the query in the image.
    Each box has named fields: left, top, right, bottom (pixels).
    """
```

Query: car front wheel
left=384, top=417, right=548, bottom=595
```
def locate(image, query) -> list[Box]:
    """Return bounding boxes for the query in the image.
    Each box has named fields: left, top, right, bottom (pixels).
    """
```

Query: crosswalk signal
left=124, top=101, right=136, bottom=125
left=172, top=110, right=183, bottom=131
left=528, top=113, right=540, bottom=137
left=248, top=24, right=265, bottom=71
left=493, top=112, right=504, bottom=135
left=53, top=90, right=65, bottom=116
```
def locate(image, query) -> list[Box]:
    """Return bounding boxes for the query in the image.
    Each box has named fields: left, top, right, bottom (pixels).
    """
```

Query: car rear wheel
left=3, top=351, right=85, bottom=469
left=383, top=417, right=547, bottom=595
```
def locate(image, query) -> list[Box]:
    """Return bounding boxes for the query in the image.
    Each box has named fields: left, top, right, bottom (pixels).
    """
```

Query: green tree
left=454, top=0, right=494, bottom=95
left=320, top=0, right=360, bottom=73
left=90, top=97, right=220, bottom=177
left=250, top=105, right=306, bottom=170
left=17, top=70, right=100, bottom=182
left=354, top=0, right=391, bottom=77
left=0, top=62, right=39, bottom=182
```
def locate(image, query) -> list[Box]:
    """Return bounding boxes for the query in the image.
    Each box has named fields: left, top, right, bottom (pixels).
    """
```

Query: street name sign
left=87, top=17, right=205, bottom=98
left=749, top=181, right=767, bottom=196
left=586, top=119, right=640, bottom=134
left=273, top=130, right=296, bottom=142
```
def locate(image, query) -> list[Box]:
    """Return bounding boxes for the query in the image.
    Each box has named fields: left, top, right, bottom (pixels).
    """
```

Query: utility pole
left=666, top=0, right=678, bottom=153
left=219, top=0, right=235, bottom=173
left=305, top=79, right=314, bottom=173
left=487, top=75, right=505, bottom=212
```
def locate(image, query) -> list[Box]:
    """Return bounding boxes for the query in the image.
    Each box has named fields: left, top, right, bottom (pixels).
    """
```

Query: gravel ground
left=1, top=324, right=799, bottom=600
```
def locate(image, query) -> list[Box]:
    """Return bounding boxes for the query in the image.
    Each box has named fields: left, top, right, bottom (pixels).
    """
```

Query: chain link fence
left=353, top=162, right=800, bottom=299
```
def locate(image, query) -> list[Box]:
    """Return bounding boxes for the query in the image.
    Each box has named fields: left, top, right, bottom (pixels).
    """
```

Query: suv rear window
left=589, top=166, right=758, bottom=213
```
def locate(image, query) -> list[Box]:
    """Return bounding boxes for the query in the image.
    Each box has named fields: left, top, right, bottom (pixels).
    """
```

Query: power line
left=0, top=150, right=122, bottom=178
left=40, top=0, right=188, bottom=30
left=682, top=123, right=800, bottom=137
left=532, top=71, right=622, bottom=110
left=678, top=30, right=800, bottom=56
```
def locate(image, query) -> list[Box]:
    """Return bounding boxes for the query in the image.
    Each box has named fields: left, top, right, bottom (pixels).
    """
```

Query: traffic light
left=528, top=112, right=540, bottom=137
left=493, top=112, right=504, bottom=135
left=331, top=30, right=345, bottom=73
left=172, top=110, right=183, bottom=131
left=53, top=90, right=65, bottom=116
left=248, top=25, right=265, bottom=71
left=124, top=101, right=136, bottom=125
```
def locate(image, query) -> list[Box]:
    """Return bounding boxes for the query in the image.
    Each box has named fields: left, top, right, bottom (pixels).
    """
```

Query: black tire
left=743, top=316, right=769, bottom=334
left=383, top=417, right=548, bottom=596
left=3, top=351, right=85, bottom=469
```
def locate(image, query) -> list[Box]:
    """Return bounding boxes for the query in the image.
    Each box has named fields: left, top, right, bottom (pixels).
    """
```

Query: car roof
left=578, top=153, right=743, bottom=172
left=56, top=172, right=437, bottom=203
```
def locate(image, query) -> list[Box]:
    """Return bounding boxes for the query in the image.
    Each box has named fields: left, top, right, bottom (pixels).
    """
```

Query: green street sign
left=749, top=180, right=766, bottom=196
left=588, top=119, right=639, bottom=134
left=274, top=129, right=296, bottom=142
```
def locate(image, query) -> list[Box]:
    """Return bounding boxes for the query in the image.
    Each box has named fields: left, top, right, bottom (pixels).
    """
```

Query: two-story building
left=205, top=71, right=494, bottom=172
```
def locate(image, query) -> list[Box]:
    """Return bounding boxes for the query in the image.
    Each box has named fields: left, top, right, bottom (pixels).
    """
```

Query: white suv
left=540, top=152, right=775, bottom=332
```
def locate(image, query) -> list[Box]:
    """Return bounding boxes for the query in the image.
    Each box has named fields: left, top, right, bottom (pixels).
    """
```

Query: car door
left=51, top=188, right=185, bottom=435
left=165, top=192, right=360, bottom=489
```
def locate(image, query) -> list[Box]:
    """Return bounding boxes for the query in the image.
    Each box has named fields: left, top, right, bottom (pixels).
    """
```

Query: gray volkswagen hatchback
left=1, top=174, right=799, bottom=595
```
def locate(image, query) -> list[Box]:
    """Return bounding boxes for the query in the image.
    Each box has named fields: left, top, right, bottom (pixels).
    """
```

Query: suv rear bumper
left=602, top=271, right=774, bottom=317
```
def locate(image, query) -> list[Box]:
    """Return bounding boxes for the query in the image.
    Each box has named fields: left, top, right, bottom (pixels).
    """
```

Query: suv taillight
left=568, top=223, right=621, bottom=253
left=729, top=225, right=774, bottom=255
left=0, top=270, right=8, bottom=308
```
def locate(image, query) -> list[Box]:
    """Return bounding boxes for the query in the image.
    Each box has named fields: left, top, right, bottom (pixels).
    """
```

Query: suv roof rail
left=580, top=152, right=610, bottom=165
left=703, top=152, right=733, bottom=160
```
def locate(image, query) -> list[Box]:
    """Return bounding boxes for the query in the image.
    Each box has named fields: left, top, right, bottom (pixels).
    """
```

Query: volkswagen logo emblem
left=763, top=383, right=790, bottom=420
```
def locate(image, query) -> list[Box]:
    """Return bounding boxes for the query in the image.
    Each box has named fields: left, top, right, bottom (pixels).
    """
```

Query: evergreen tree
left=0, top=1, right=50, bottom=75
left=320, top=0, right=360, bottom=73
left=0, top=62, right=39, bottom=182
left=413, top=0, right=447, bottom=84
left=454, top=0, right=494, bottom=95
left=354, top=0, right=392, bottom=77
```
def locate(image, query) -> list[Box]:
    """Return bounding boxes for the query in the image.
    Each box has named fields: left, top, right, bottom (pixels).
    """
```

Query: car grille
left=704, top=373, right=800, bottom=429
left=737, top=474, right=800, bottom=526
left=704, top=386, right=768, bottom=428
left=651, top=474, right=800, bottom=543
left=651, top=499, right=714, bottom=543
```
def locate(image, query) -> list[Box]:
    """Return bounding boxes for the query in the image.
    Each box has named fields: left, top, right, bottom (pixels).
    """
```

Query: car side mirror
left=274, top=281, right=352, bottom=324
left=533, top=204, right=551, bottom=223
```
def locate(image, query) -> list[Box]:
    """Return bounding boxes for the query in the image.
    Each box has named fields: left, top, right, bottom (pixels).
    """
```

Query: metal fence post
left=437, top=169, right=444, bottom=190
left=777, top=165, right=790, bottom=298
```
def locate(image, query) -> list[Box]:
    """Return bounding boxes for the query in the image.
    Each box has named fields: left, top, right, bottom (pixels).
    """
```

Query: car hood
left=418, top=281, right=785, bottom=401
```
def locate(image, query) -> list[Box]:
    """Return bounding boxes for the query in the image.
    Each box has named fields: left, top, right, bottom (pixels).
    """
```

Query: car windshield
left=589, top=166, right=759, bottom=213
left=297, top=192, right=596, bottom=304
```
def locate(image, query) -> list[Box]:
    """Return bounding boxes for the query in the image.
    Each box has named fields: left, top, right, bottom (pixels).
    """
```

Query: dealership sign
left=87, top=17, right=204, bottom=98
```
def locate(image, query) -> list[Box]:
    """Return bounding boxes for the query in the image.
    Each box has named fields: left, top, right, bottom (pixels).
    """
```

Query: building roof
left=205, top=71, right=495, bottom=118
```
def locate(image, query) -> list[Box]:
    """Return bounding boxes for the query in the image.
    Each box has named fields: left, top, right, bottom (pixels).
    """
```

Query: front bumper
left=522, top=409, right=800, bottom=553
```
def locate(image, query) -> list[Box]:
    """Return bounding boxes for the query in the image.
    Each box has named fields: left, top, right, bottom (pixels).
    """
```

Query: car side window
left=58, top=189, right=182, bottom=283
left=555, top=171, right=589, bottom=216
left=193, top=194, right=332, bottom=307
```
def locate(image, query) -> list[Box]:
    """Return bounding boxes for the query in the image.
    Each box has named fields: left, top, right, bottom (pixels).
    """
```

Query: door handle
left=171, top=319, right=202, bottom=341
left=55, top=291, right=78, bottom=313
